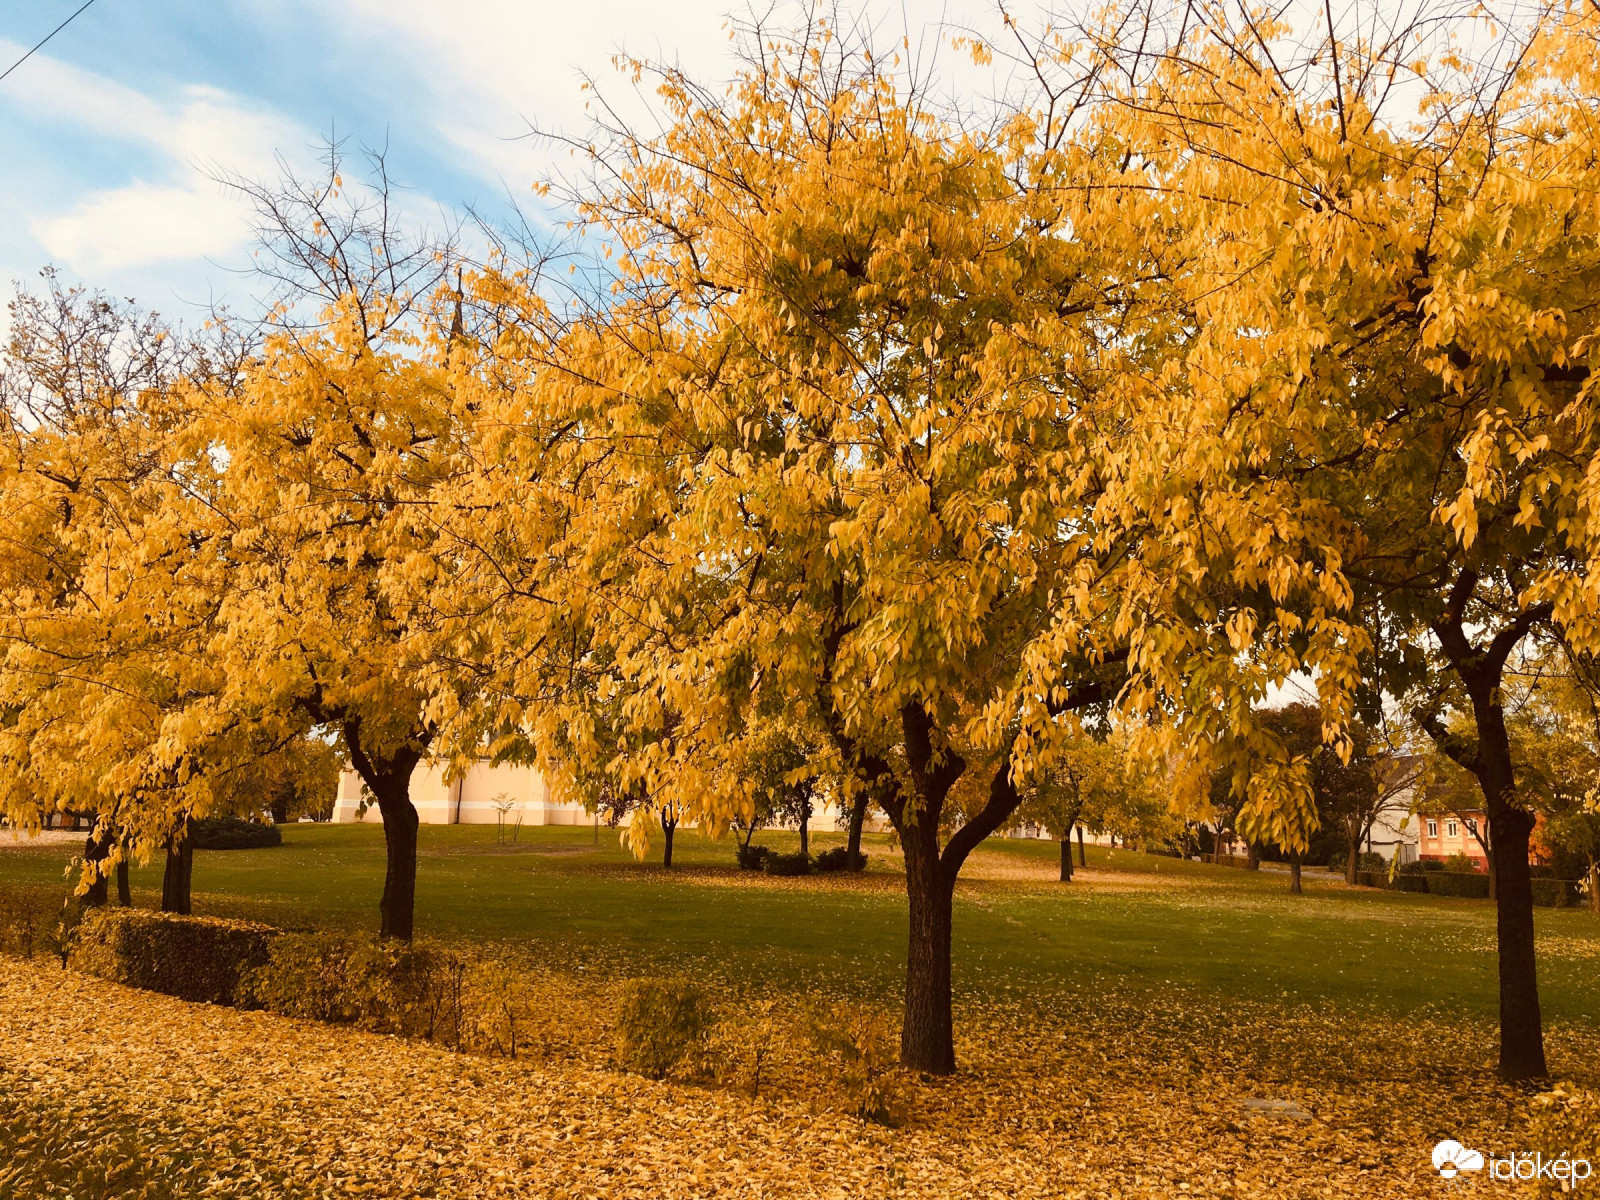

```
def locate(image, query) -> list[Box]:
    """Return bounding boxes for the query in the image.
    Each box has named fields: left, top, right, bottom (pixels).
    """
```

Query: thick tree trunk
left=82, top=827, right=112, bottom=909
left=161, top=825, right=192, bottom=915
left=116, top=857, right=131, bottom=907
left=1289, top=852, right=1303, bottom=895
left=1488, top=803, right=1545, bottom=1080
left=900, top=820, right=956, bottom=1074
left=343, top=726, right=424, bottom=942
left=1589, top=860, right=1599, bottom=914
left=1077, top=824, right=1086, bottom=867
left=846, top=793, right=868, bottom=869
left=1246, top=841, right=1261, bottom=870
left=1345, top=839, right=1359, bottom=885
left=375, top=787, right=419, bottom=940
left=1059, top=838, right=1073, bottom=882
left=798, top=799, right=810, bottom=858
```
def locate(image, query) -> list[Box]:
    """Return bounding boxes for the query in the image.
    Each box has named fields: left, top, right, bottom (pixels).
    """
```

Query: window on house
left=1427, top=820, right=1439, bottom=837
left=1447, top=820, right=1458, bottom=838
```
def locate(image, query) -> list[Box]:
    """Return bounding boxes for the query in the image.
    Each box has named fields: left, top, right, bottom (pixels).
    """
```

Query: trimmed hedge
left=1427, top=871, right=1493, bottom=899
left=240, top=931, right=468, bottom=1042
left=1357, top=870, right=1430, bottom=893
left=190, top=815, right=282, bottom=850
left=1356, top=869, right=1580, bottom=904
left=0, top=882, right=70, bottom=959
left=1532, top=878, right=1583, bottom=908
left=69, top=908, right=278, bottom=1005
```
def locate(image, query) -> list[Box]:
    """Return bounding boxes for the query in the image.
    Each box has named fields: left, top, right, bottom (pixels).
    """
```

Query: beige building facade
left=331, top=761, right=593, bottom=826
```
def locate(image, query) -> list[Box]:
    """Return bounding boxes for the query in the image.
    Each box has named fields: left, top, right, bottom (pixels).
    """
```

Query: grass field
left=3, top=821, right=1595, bottom=1026
left=2, top=823, right=1598, bottom=1198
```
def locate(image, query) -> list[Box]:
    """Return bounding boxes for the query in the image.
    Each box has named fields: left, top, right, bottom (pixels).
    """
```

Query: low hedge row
left=1355, top=870, right=1584, bottom=906
left=63, top=912, right=561, bottom=1059
left=68, top=908, right=278, bottom=1004
left=0, top=882, right=72, bottom=959
left=189, top=815, right=282, bottom=850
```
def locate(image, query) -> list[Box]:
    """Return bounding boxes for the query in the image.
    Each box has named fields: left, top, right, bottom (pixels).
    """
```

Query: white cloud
left=1, top=42, right=308, bottom=274
left=317, top=0, right=1043, bottom=186
left=31, top=183, right=253, bottom=272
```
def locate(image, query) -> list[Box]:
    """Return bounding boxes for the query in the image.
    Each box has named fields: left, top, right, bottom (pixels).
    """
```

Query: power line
left=0, top=0, right=102, bottom=86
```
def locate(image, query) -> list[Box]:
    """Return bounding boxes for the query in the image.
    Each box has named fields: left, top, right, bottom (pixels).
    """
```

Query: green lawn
left=4, top=821, right=1597, bottom=1033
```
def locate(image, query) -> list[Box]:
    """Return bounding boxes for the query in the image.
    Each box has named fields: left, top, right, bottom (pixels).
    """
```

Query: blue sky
left=1, top=1, right=1049, bottom=330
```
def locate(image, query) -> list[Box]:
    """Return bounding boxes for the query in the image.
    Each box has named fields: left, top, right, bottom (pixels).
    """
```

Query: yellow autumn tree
left=1080, top=0, right=1600, bottom=1079
left=155, top=163, right=478, bottom=939
left=448, top=17, right=1366, bottom=1074
left=0, top=275, right=276, bottom=908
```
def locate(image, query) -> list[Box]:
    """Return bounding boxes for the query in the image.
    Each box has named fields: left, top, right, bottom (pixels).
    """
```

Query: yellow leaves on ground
left=2, top=952, right=1588, bottom=1199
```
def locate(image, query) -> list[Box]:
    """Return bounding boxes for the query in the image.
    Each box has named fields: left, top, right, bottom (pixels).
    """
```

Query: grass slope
left=2, top=822, right=1597, bottom=1033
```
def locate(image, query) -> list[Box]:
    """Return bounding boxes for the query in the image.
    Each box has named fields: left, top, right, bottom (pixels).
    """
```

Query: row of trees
left=3, top=1, right=1598, bottom=1081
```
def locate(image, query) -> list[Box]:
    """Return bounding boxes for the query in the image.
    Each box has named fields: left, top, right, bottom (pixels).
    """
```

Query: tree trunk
left=1423, top=607, right=1550, bottom=1083
left=344, top=726, right=424, bottom=942
left=1077, top=823, right=1086, bottom=867
left=1247, top=840, right=1261, bottom=870
left=1345, top=839, right=1359, bottom=885
left=846, top=793, right=868, bottom=869
left=81, top=827, right=112, bottom=909
left=900, top=819, right=955, bottom=1074
left=798, top=797, right=810, bottom=858
left=116, top=857, right=131, bottom=907
left=1289, top=852, right=1302, bottom=895
left=375, top=787, right=419, bottom=940
left=661, top=811, right=676, bottom=869
left=1589, top=860, right=1599, bottom=915
left=1481, top=800, right=1544, bottom=1079
left=1059, top=838, right=1073, bottom=882
left=161, top=825, right=192, bottom=915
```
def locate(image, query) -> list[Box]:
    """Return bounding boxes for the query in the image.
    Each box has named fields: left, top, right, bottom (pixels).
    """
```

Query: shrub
left=1399, top=860, right=1428, bottom=876
left=735, top=843, right=771, bottom=871
left=238, top=930, right=365, bottom=1023
left=240, top=931, right=468, bottom=1043
left=1421, top=859, right=1446, bottom=871
left=614, top=977, right=715, bottom=1080
left=1442, top=851, right=1481, bottom=874
left=809, top=1001, right=901, bottom=1124
left=1526, top=1085, right=1600, bottom=1199
left=1426, top=871, right=1492, bottom=900
left=813, top=846, right=868, bottom=873
left=189, top=816, right=282, bottom=850
left=764, top=851, right=811, bottom=876
left=69, top=909, right=278, bottom=1004
left=1531, top=878, right=1581, bottom=908
left=460, top=958, right=534, bottom=1058
left=1355, top=870, right=1393, bottom=890
left=1394, top=873, right=1431, bottom=893
left=0, top=882, right=68, bottom=959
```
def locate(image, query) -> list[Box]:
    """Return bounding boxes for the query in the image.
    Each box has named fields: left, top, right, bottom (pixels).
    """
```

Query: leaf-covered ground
left=3, top=951, right=1593, bottom=1199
